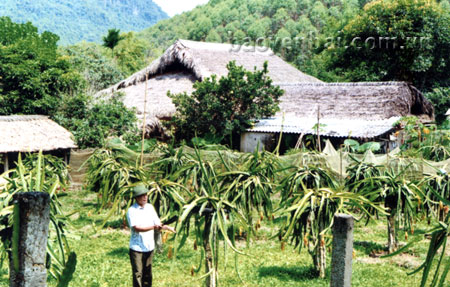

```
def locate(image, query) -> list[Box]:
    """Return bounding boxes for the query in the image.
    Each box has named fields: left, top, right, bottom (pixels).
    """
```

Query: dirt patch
left=355, top=250, right=421, bottom=269
left=356, top=256, right=383, bottom=264
left=392, top=253, right=422, bottom=269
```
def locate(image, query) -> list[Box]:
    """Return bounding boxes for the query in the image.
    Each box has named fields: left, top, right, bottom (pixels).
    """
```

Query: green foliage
left=0, top=17, right=83, bottom=115
left=114, top=32, right=156, bottom=76
left=422, top=170, right=450, bottom=220
left=345, top=156, right=383, bottom=192
left=418, top=217, right=450, bottom=287
left=220, top=149, right=280, bottom=244
left=360, top=165, right=423, bottom=252
left=390, top=183, right=450, bottom=287
left=0, top=0, right=168, bottom=45
left=172, top=148, right=247, bottom=286
left=60, top=42, right=124, bottom=93
left=169, top=61, right=283, bottom=146
left=425, top=87, right=450, bottom=125
left=398, top=116, right=450, bottom=161
left=343, top=139, right=381, bottom=153
left=54, top=93, right=138, bottom=149
left=277, top=164, right=383, bottom=277
left=102, top=29, right=125, bottom=56
left=84, top=141, right=145, bottom=214
left=0, top=152, right=75, bottom=284
left=326, top=0, right=450, bottom=90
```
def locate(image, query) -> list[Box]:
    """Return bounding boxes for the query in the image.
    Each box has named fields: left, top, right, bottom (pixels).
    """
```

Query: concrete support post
left=10, top=192, right=50, bottom=287
left=330, top=214, right=354, bottom=287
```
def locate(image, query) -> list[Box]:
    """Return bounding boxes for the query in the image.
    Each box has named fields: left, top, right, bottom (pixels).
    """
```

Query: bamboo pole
left=140, top=72, right=148, bottom=167
left=317, top=106, right=321, bottom=152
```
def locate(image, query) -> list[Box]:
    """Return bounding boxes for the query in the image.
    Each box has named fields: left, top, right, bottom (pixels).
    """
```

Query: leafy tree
left=424, top=87, right=450, bottom=125
left=326, top=0, right=450, bottom=90
left=205, top=29, right=222, bottom=43
left=114, top=32, right=155, bottom=76
left=169, top=61, right=283, bottom=147
left=102, top=28, right=125, bottom=56
left=54, top=93, right=138, bottom=149
left=0, top=17, right=82, bottom=115
left=272, top=8, right=290, bottom=31
left=247, top=17, right=272, bottom=39
left=188, top=15, right=213, bottom=41
left=61, top=42, right=124, bottom=94
left=309, top=1, right=328, bottom=29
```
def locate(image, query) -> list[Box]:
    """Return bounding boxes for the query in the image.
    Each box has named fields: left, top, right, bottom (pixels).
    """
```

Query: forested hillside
left=138, top=0, right=449, bottom=84
left=0, top=0, right=168, bottom=45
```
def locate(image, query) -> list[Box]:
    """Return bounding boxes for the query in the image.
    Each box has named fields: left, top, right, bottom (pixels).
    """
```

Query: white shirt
left=126, top=203, right=161, bottom=252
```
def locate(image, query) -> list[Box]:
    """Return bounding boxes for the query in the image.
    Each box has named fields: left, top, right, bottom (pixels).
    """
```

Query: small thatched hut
left=96, top=39, right=321, bottom=135
left=242, top=82, right=434, bottom=152
left=0, top=115, right=77, bottom=173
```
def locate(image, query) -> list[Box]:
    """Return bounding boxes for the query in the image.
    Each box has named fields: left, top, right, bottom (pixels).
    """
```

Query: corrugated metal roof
left=247, top=117, right=400, bottom=138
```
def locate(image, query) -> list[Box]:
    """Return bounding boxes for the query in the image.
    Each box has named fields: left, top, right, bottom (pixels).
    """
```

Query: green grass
left=1, top=188, right=448, bottom=286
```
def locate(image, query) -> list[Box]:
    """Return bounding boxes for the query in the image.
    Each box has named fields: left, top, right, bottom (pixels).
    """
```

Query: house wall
left=240, top=132, right=276, bottom=153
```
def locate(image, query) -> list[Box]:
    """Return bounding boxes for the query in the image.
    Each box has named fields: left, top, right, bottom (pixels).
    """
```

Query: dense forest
left=0, top=0, right=168, bottom=44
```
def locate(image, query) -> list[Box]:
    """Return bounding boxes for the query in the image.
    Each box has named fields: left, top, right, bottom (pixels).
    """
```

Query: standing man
left=127, top=184, right=176, bottom=287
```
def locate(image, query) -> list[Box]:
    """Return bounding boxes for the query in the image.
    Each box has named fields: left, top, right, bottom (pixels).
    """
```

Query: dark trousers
left=129, top=249, right=154, bottom=287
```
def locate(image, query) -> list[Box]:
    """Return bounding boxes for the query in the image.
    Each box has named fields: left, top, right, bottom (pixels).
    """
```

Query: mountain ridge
left=0, top=0, right=168, bottom=45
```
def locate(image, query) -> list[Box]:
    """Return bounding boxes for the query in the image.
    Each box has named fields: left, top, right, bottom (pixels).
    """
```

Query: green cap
left=133, top=184, right=148, bottom=198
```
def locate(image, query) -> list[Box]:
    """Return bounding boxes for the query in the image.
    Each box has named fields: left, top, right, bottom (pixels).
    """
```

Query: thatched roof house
left=0, top=115, right=76, bottom=172
left=242, top=82, right=434, bottom=152
left=276, top=82, right=433, bottom=121
left=96, top=39, right=321, bottom=128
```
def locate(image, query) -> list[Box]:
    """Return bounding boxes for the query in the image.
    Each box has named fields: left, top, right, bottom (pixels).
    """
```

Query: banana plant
left=277, top=165, right=384, bottom=278
left=0, top=152, right=76, bottom=285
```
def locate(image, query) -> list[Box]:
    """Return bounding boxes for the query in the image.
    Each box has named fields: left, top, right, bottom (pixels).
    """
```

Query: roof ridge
left=276, top=81, right=408, bottom=87
left=0, top=115, right=49, bottom=122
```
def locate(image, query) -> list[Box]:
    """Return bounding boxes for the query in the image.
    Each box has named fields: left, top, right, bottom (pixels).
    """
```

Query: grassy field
left=1, top=187, right=448, bottom=287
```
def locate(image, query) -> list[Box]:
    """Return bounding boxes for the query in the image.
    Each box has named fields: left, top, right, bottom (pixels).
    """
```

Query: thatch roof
left=96, top=39, right=321, bottom=119
left=246, top=82, right=433, bottom=139
left=0, top=115, right=77, bottom=153
left=277, top=82, right=434, bottom=121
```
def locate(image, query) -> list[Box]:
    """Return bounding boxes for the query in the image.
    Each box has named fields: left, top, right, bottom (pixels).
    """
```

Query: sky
left=153, top=0, right=210, bottom=17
